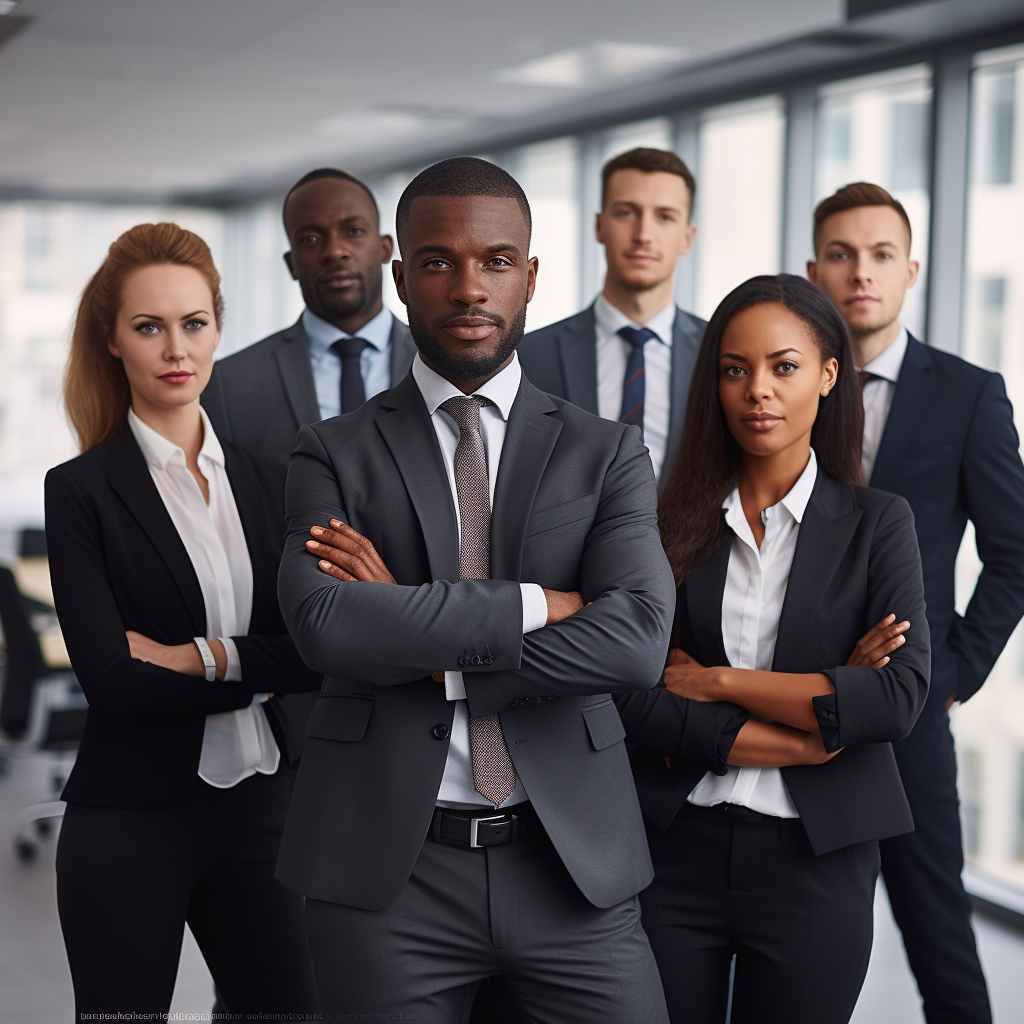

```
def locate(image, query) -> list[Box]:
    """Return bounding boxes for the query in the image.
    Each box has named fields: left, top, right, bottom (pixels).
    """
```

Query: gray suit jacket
left=517, top=303, right=705, bottom=482
left=274, top=372, right=676, bottom=911
left=202, top=313, right=417, bottom=476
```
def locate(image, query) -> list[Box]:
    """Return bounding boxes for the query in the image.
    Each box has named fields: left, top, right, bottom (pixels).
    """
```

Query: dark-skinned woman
left=46, top=223, right=321, bottom=1021
left=616, top=274, right=930, bottom=1024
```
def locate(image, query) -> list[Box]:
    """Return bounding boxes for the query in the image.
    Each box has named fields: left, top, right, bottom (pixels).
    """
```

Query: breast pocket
left=582, top=698, right=626, bottom=751
left=525, top=493, right=597, bottom=538
left=305, top=694, right=375, bottom=742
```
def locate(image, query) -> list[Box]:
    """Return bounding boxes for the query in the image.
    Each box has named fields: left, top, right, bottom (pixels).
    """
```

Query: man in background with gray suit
left=274, top=156, right=675, bottom=1022
left=518, top=147, right=704, bottom=484
left=203, top=168, right=416, bottom=765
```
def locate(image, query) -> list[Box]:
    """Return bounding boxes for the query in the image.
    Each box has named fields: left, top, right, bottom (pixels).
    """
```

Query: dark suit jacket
left=517, top=303, right=705, bottom=481
left=202, top=312, right=417, bottom=477
left=274, top=373, right=677, bottom=911
left=616, top=472, right=931, bottom=856
left=43, top=427, right=323, bottom=806
left=869, top=334, right=1024, bottom=706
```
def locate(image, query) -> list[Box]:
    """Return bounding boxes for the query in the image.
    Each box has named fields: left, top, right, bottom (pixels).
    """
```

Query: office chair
left=0, top=565, right=87, bottom=861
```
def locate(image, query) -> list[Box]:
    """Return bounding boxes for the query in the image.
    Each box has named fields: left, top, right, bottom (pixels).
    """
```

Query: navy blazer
left=870, top=334, right=1024, bottom=705
left=517, top=303, right=705, bottom=481
left=616, top=472, right=931, bottom=856
left=44, top=427, right=323, bottom=806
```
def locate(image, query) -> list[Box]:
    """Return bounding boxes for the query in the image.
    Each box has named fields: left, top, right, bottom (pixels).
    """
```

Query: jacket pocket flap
left=525, top=493, right=596, bottom=537
left=582, top=699, right=626, bottom=751
left=305, top=694, right=375, bottom=742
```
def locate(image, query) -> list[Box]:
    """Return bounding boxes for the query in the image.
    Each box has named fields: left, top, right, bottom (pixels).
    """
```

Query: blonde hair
left=63, top=222, right=224, bottom=452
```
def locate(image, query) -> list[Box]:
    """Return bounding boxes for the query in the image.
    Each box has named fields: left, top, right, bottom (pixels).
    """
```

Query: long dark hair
left=660, top=273, right=863, bottom=583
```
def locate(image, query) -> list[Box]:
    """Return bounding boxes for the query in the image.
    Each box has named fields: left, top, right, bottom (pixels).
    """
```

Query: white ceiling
left=0, top=0, right=1019, bottom=202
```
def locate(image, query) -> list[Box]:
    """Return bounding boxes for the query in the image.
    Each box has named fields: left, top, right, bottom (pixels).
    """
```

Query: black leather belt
left=430, top=805, right=536, bottom=849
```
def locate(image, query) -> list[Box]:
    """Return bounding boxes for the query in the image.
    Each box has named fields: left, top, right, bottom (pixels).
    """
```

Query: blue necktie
left=618, top=326, right=657, bottom=437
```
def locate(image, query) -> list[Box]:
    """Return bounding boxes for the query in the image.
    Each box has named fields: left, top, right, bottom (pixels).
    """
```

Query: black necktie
left=331, top=337, right=369, bottom=414
left=618, top=326, right=657, bottom=438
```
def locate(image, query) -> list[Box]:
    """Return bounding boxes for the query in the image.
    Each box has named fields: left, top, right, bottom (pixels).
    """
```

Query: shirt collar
left=722, top=448, right=818, bottom=532
left=861, top=325, right=908, bottom=384
left=594, top=293, right=675, bottom=346
left=411, top=351, right=522, bottom=422
left=128, top=405, right=224, bottom=470
left=302, top=304, right=394, bottom=358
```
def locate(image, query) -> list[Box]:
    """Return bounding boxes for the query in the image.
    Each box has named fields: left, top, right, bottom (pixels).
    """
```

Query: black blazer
left=517, top=303, right=705, bottom=481
left=44, top=426, right=323, bottom=807
left=869, top=334, right=1024, bottom=706
left=616, top=472, right=931, bottom=856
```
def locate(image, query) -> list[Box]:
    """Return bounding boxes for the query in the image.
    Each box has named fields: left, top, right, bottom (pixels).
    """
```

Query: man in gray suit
left=275, top=157, right=674, bottom=1022
left=202, top=167, right=417, bottom=475
left=518, top=147, right=704, bottom=484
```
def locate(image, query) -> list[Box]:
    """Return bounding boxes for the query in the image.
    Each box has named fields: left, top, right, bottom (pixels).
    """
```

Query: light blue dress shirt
left=302, top=305, right=394, bottom=420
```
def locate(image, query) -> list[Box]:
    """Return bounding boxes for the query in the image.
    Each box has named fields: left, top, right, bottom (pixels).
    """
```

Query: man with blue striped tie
left=518, top=147, right=705, bottom=484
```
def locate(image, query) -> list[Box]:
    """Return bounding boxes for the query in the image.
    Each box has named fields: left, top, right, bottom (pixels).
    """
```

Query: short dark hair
left=282, top=168, right=379, bottom=234
left=395, top=157, right=531, bottom=251
left=813, top=182, right=912, bottom=252
left=601, top=148, right=697, bottom=216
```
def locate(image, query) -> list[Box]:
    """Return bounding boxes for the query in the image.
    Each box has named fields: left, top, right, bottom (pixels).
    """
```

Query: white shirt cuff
left=218, top=637, right=242, bottom=682
left=443, top=585, right=546, bottom=703
left=520, top=583, right=547, bottom=634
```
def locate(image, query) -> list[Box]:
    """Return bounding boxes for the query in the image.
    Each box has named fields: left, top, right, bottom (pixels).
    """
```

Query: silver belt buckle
left=469, top=813, right=507, bottom=849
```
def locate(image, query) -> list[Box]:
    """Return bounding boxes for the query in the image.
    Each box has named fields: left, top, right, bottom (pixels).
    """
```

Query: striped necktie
left=618, top=326, right=657, bottom=437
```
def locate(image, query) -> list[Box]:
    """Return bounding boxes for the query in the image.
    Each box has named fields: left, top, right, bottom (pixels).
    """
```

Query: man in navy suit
left=518, top=148, right=704, bottom=484
left=809, top=182, right=1024, bottom=1024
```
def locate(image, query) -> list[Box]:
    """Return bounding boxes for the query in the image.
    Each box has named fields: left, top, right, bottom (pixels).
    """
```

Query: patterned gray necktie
left=440, top=395, right=517, bottom=807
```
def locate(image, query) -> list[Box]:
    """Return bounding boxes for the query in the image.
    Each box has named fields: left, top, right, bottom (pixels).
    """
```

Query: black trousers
left=305, top=811, right=669, bottom=1024
left=881, top=701, right=992, bottom=1024
left=56, top=767, right=318, bottom=1022
left=641, top=802, right=880, bottom=1024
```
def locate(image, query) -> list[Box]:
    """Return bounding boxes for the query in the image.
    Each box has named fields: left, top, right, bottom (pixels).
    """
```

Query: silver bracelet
left=194, top=637, right=217, bottom=682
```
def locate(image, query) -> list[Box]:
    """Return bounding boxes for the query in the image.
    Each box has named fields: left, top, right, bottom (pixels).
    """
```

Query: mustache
left=432, top=307, right=506, bottom=331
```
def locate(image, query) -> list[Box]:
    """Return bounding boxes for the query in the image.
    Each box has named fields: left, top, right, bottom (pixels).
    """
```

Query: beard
left=309, top=273, right=369, bottom=322
left=407, top=304, right=527, bottom=382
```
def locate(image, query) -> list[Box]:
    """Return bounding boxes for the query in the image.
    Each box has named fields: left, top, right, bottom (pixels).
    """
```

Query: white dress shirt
left=860, top=326, right=908, bottom=482
left=411, top=353, right=548, bottom=809
left=687, top=450, right=819, bottom=818
left=128, top=407, right=280, bottom=788
left=303, top=305, right=394, bottom=420
left=594, top=293, right=675, bottom=480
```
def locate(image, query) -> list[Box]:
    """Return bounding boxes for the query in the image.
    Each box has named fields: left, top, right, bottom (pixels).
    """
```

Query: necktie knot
left=857, top=370, right=881, bottom=389
left=440, top=395, right=491, bottom=434
left=331, top=336, right=369, bottom=360
left=617, top=326, right=657, bottom=350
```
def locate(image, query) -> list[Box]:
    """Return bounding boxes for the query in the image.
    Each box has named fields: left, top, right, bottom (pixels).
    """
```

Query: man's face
left=807, top=205, right=919, bottom=338
left=596, top=169, right=696, bottom=293
left=283, top=177, right=393, bottom=325
left=394, top=195, right=536, bottom=384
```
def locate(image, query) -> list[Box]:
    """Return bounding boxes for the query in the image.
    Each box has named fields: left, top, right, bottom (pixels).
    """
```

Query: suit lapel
left=665, top=308, right=703, bottom=479
left=274, top=319, right=320, bottom=429
left=557, top=306, right=599, bottom=415
left=491, top=379, right=562, bottom=581
left=389, top=317, right=417, bottom=386
left=869, top=335, right=934, bottom=489
left=104, top=429, right=207, bottom=635
left=684, top=538, right=730, bottom=665
left=773, top=474, right=862, bottom=670
left=375, top=376, right=461, bottom=582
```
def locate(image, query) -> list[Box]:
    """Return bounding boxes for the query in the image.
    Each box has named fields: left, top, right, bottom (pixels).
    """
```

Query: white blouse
left=128, top=408, right=280, bottom=788
left=687, top=450, right=818, bottom=818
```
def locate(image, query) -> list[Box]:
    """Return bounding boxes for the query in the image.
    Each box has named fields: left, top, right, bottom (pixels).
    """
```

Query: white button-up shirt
left=303, top=304, right=394, bottom=420
left=128, top=407, right=280, bottom=788
left=687, top=450, right=819, bottom=818
left=860, top=326, right=908, bottom=482
left=411, top=353, right=548, bottom=808
left=594, top=293, right=675, bottom=480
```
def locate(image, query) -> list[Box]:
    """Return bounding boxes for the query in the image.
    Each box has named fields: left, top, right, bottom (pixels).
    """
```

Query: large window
left=951, top=44, right=1024, bottom=894
left=814, top=66, right=932, bottom=338
left=694, top=97, right=785, bottom=320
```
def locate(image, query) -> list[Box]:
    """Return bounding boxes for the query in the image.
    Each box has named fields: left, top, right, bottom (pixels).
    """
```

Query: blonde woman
left=46, top=223, right=320, bottom=1020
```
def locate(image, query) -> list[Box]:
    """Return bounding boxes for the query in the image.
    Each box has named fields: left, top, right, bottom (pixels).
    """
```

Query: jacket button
left=458, top=656, right=469, bottom=667
left=432, top=723, right=449, bottom=740
left=471, top=655, right=483, bottom=666
left=483, top=655, right=493, bottom=665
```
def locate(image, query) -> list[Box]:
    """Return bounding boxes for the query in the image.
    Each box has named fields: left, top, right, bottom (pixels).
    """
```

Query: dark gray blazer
left=617, top=472, right=931, bottom=856
left=517, top=303, right=706, bottom=481
left=274, top=372, right=676, bottom=912
left=202, top=313, right=417, bottom=476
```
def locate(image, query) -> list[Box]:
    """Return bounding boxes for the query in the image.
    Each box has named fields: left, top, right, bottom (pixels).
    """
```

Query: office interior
left=1, top=0, right=1023, bottom=1019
